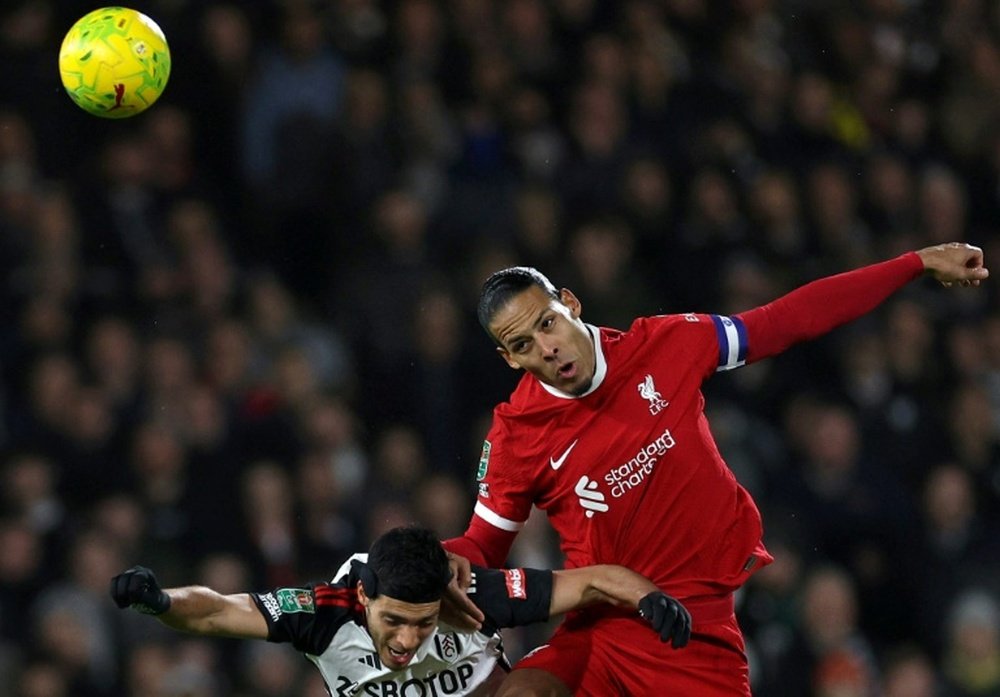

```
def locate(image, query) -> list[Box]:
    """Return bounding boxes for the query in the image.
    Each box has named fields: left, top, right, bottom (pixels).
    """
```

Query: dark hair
left=477, top=266, right=559, bottom=344
left=365, top=526, right=452, bottom=603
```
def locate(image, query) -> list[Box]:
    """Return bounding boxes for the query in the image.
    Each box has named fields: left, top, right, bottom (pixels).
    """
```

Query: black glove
left=110, top=565, right=172, bottom=615
left=638, top=591, right=691, bottom=648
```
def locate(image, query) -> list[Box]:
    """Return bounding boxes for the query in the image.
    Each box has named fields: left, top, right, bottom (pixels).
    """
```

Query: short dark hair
left=367, top=526, right=452, bottom=603
left=477, top=266, right=559, bottom=344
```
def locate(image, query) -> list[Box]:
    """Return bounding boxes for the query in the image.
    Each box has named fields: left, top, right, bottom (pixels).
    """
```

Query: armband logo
left=477, top=440, right=492, bottom=481
left=504, top=568, right=526, bottom=600
left=259, top=592, right=281, bottom=622
left=275, top=588, right=315, bottom=614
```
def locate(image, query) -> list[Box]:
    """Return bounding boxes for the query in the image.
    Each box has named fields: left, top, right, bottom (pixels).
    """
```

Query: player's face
left=363, top=595, right=441, bottom=670
left=491, top=285, right=596, bottom=395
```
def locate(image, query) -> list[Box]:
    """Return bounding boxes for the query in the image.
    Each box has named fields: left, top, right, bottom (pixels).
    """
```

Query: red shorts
left=514, top=594, right=750, bottom=696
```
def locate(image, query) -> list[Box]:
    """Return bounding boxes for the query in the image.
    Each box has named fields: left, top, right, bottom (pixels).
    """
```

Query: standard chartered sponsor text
left=604, top=428, right=676, bottom=498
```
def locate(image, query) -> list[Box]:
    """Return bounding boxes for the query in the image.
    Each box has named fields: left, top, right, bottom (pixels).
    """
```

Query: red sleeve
left=736, top=252, right=924, bottom=362
left=443, top=516, right=518, bottom=568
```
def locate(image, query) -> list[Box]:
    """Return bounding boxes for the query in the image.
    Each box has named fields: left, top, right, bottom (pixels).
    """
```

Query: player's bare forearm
left=916, top=242, right=988, bottom=286
left=549, top=565, right=658, bottom=615
left=159, top=587, right=268, bottom=639
left=551, top=567, right=694, bottom=648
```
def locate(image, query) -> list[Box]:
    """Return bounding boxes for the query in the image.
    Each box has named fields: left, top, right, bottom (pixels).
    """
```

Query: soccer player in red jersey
left=443, top=242, right=988, bottom=696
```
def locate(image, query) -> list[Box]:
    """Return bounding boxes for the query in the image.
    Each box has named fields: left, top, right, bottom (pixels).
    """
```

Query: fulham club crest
left=434, top=633, right=461, bottom=661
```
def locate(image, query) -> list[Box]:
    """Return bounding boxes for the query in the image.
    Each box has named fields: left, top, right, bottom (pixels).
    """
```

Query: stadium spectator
left=31, top=528, right=124, bottom=697
left=562, top=215, right=654, bottom=329
left=803, top=565, right=881, bottom=697
left=879, top=645, right=943, bottom=697
left=239, top=1, right=347, bottom=297
left=399, top=282, right=482, bottom=475
left=770, top=398, right=916, bottom=642
left=905, top=462, right=1000, bottom=659
left=940, top=588, right=1000, bottom=696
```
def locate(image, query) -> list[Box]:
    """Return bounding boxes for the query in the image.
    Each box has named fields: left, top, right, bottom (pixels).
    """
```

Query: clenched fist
left=110, top=565, right=172, bottom=615
left=638, top=591, right=691, bottom=648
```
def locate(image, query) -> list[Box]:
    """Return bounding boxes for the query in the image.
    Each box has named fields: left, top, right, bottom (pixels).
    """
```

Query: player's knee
left=494, top=668, right=571, bottom=697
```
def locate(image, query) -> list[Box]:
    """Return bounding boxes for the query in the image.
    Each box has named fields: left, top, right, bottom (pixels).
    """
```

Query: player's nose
left=537, top=334, right=559, bottom=358
left=397, top=626, right=423, bottom=650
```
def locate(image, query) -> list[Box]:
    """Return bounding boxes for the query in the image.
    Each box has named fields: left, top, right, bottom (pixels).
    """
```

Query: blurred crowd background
left=2, top=0, right=1000, bottom=695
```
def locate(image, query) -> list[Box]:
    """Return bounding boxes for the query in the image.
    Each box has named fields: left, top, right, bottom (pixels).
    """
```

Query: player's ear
left=559, top=288, right=582, bottom=319
left=496, top=346, right=520, bottom=370
left=357, top=581, right=370, bottom=606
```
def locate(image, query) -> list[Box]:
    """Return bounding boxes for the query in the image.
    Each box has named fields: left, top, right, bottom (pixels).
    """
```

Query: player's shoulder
left=300, top=552, right=366, bottom=617
left=489, top=388, right=558, bottom=471
left=624, top=312, right=713, bottom=334
left=312, top=581, right=362, bottom=612
left=253, top=577, right=361, bottom=656
left=258, top=578, right=358, bottom=618
left=494, top=373, right=552, bottom=420
left=333, top=552, right=366, bottom=582
left=615, top=313, right=722, bottom=345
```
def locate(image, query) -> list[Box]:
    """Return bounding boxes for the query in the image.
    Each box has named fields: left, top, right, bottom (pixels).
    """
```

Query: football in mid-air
left=58, top=7, right=171, bottom=118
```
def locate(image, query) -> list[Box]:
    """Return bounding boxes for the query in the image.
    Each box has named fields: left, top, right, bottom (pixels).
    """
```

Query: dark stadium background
left=2, top=1, right=1000, bottom=695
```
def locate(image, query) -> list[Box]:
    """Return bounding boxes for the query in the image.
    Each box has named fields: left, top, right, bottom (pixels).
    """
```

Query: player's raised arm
left=736, top=242, right=988, bottom=364
left=110, top=565, right=268, bottom=639
left=550, top=565, right=691, bottom=648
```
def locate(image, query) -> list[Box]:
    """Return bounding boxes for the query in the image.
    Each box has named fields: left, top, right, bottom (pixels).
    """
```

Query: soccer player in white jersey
left=110, top=525, right=690, bottom=697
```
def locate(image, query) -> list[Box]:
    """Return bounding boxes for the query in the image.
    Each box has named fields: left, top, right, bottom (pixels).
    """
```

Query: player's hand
left=448, top=551, right=474, bottom=591
left=916, top=242, right=989, bottom=287
left=638, top=591, right=691, bottom=648
left=439, top=553, right=484, bottom=631
left=110, top=565, right=172, bottom=615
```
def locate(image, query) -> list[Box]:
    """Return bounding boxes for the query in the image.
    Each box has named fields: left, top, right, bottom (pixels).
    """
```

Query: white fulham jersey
left=250, top=554, right=553, bottom=697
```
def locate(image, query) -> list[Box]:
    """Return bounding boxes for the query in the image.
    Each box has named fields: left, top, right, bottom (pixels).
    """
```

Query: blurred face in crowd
left=490, top=285, right=597, bottom=395
left=359, top=586, right=440, bottom=670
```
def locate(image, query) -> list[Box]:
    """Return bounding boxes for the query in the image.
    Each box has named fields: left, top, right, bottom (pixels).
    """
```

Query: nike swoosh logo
left=549, top=439, right=579, bottom=471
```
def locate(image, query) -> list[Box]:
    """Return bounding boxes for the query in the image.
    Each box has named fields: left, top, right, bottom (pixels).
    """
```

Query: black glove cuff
left=133, top=591, right=171, bottom=615
left=638, top=591, right=659, bottom=620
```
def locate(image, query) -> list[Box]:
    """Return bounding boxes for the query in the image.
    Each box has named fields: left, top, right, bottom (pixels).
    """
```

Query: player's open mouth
left=557, top=362, right=577, bottom=379
left=387, top=646, right=412, bottom=665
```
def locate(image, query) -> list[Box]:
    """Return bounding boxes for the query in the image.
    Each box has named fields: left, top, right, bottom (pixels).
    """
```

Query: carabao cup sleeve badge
left=477, top=440, right=491, bottom=481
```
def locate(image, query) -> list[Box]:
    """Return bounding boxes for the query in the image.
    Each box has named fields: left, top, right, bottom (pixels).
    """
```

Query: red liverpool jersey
left=457, top=252, right=925, bottom=600
left=475, top=314, right=769, bottom=599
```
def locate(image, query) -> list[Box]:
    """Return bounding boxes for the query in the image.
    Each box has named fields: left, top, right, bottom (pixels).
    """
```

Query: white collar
left=539, top=324, right=606, bottom=400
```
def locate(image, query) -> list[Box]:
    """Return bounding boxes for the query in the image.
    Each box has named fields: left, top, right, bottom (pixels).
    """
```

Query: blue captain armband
left=711, top=314, right=748, bottom=371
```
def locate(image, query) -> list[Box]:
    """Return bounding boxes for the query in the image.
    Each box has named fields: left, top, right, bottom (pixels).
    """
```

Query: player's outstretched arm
left=916, top=242, right=988, bottom=286
left=550, top=565, right=691, bottom=647
left=737, top=242, right=988, bottom=364
left=110, top=565, right=268, bottom=639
